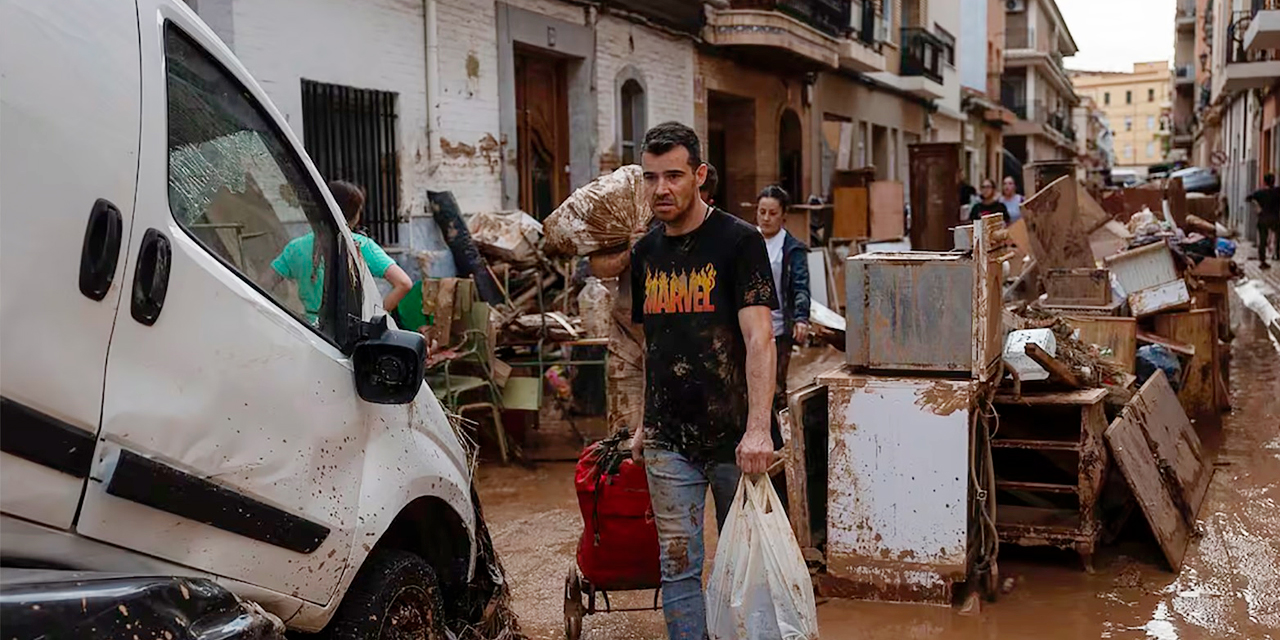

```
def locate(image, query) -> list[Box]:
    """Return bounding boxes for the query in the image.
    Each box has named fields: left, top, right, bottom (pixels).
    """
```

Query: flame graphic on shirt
left=644, top=264, right=717, bottom=314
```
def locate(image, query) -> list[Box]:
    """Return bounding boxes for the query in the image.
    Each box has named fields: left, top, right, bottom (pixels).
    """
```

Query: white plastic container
left=1003, top=328, right=1058, bottom=381
left=578, top=276, right=613, bottom=338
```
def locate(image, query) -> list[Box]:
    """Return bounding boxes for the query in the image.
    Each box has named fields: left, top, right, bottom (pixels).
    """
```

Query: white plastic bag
left=707, top=476, right=819, bottom=640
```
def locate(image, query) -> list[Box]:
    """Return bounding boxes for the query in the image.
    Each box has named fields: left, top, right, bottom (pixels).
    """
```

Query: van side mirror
left=352, top=315, right=426, bottom=405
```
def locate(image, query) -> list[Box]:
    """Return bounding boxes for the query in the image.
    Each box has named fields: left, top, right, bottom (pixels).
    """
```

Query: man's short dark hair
left=701, top=164, right=719, bottom=196
left=642, top=121, right=702, bottom=168
left=1266, top=173, right=1276, bottom=187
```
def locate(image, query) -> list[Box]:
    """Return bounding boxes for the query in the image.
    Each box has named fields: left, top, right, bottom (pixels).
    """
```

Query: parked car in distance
left=1169, top=166, right=1221, bottom=194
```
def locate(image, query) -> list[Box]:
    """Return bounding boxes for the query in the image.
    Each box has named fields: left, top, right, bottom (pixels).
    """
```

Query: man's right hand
left=629, top=426, right=645, bottom=466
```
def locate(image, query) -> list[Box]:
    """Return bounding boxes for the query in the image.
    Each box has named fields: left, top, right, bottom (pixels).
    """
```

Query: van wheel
left=325, top=549, right=448, bottom=640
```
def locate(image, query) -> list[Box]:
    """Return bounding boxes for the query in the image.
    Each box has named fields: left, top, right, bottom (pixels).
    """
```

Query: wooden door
left=907, top=142, right=961, bottom=251
left=515, top=50, right=570, bottom=219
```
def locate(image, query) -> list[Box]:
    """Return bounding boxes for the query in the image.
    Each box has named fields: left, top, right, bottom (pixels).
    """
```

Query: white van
left=0, top=0, right=488, bottom=635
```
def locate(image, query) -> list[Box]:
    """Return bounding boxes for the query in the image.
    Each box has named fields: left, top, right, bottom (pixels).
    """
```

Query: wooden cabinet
left=992, top=388, right=1109, bottom=570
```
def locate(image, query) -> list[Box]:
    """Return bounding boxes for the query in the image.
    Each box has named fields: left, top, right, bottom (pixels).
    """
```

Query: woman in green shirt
left=268, top=180, right=412, bottom=325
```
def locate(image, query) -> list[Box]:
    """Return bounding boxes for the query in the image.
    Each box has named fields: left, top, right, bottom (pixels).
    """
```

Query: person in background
left=1000, top=176, right=1025, bottom=223
left=969, top=178, right=1010, bottom=223
left=268, top=180, right=413, bottom=324
left=628, top=122, right=776, bottom=640
left=754, top=185, right=810, bottom=448
left=589, top=165, right=719, bottom=436
left=1246, top=173, right=1280, bottom=269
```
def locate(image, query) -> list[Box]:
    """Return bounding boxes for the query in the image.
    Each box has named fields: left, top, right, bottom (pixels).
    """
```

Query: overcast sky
left=1059, top=0, right=1176, bottom=72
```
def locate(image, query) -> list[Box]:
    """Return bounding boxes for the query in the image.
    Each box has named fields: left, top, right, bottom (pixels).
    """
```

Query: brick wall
left=228, top=0, right=434, bottom=217
left=222, top=0, right=697, bottom=245
left=594, top=14, right=696, bottom=173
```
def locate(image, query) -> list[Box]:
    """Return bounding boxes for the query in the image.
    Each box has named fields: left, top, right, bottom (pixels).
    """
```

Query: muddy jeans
left=643, top=448, right=740, bottom=640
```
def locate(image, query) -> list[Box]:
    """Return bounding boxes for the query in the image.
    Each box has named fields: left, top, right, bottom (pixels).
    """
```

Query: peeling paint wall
left=202, top=0, right=697, bottom=279
left=595, top=14, right=696, bottom=173
left=227, top=0, right=430, bottom=220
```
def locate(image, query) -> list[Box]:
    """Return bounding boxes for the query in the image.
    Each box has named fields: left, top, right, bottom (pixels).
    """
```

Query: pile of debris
left=992, top=173, right=1236, bottom=574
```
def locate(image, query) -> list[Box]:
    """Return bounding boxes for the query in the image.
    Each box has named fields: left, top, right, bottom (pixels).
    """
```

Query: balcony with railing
left=841, top=0, right=887, bottom=73
left=1177, top=0, right=1196, bottom=30
left=705, top=0, right=852, bottom=69
left=1244, top=0, right=1280, bottom=52
left=1225, top=8, right=1280, bottom=90
left=900, top=27, right=943, bottom=83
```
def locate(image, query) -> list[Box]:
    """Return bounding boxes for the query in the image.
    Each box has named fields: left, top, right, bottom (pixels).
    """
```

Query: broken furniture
left=991, top=388, right=1109, bottom=571
left=1103, top=242, right=1190, bottom=317
left=426, top=299, right=514, bottom=464
left=810, top=216, right=1007, bottom=605
left=1105, top=370, right=1212, bottom=571
left=817, top=370, right=977, bottom=605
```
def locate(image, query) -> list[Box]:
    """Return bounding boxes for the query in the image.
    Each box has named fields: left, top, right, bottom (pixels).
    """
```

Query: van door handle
left=130, top=228, right=171, bottom=326
left=79, top=199, right=123, bottom=301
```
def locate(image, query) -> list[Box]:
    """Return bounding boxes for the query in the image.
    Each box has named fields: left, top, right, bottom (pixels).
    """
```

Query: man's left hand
left=791, top=321, right=810, bottom=344
left=736, top=427, right=773, bottom=475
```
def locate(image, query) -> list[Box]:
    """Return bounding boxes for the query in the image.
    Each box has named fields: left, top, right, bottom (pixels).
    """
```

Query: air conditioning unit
left=1006, top=0, right=1027, bottom=12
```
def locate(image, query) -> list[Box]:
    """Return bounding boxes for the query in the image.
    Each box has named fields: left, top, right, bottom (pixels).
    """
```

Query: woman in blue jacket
left=755, top=185, right=811, bottom=439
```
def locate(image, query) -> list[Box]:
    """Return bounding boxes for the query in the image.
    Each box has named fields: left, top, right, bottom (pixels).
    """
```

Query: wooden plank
left=833, top=187, right=869, bottom=238
left=975, top=214, right=1007, bottom=381
left=994, top=388, right=1109, bottom=405
left=1166, top=177, right=1188, bottom=228
left=991, top=439, right=1081, bottom=451
left=1154, top=310, right=1221, bottom=428
left=996, top=480, right=1078, bottom=494
left=869, top=180, right=906, bottom=241
left=1105, top=371, right=1194, bottom=571
left=1022, top=175, right=1094, bottom=271
left=1077, top=181, right=1111, bottom=232
left=1089, top=221, right=1132, bottom=263
left=1005, top=217, right=1032, bottom=278
left=1025, top=343, right=1082, bottom=387
left=784, top=384, right=825, bottom=549
left=1045, top=268, right=1111, bottom=305
left=1106, top=370, right=1210, bottom=571
left=1064, top=316, right=1138, bottom=374
left=1135, top=371, right=1212, bottom=518
left=1136, top=329, right=1196, bottom=357
left=1130, top=280, right=1192, bottom=317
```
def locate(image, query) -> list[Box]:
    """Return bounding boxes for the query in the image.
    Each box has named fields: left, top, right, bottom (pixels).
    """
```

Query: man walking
left=1247, top=173, right=1280, bottom=268
left=627, top=122, right=777, bottom=640
left=590, top=166, right=718, bottom=436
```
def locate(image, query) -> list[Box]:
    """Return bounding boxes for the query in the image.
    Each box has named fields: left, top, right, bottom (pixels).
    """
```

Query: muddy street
left=477, top=293, right=1280, bottom=640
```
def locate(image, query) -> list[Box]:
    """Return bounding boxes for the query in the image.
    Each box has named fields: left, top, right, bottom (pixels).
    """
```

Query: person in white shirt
left=754, top=185, right=810, bottom=448
left=1000, top=176, right=1025, bottom=222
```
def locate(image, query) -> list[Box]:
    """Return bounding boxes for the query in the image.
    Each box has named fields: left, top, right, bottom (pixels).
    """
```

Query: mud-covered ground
left=477, top=289, right=1280, bottom=640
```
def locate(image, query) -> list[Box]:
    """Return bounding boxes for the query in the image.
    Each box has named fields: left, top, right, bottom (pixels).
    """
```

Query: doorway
left=515, top=47, right=570, bottom=219
left=708, top=91, right=757, bottom=221
left=779, top=109, right=803, bottom=203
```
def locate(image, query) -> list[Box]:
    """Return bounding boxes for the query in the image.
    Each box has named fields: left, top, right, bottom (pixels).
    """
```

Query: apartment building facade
left=1071, top=62, right=1172, bottom=175
left=1170, top=0, right=1199, bottom=161
left=183, top=0, right=1002, bottom=270
left=1000, top=0, right=1080, bottom=177
left=1190, top=0, right=1280, bottom=237
left=958, top=0, right=1016, bottom=184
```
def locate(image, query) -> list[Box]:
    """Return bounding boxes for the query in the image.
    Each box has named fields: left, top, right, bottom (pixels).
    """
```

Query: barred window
left=301, top=80, right=400, bottom=246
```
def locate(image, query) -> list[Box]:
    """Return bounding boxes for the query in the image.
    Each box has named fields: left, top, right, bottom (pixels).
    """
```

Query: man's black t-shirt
left=969, top=199, right=1009, bottom=223
left=630, top=208, right=778, bottom=463
left=1248, top=187, right=1280, bottom=224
